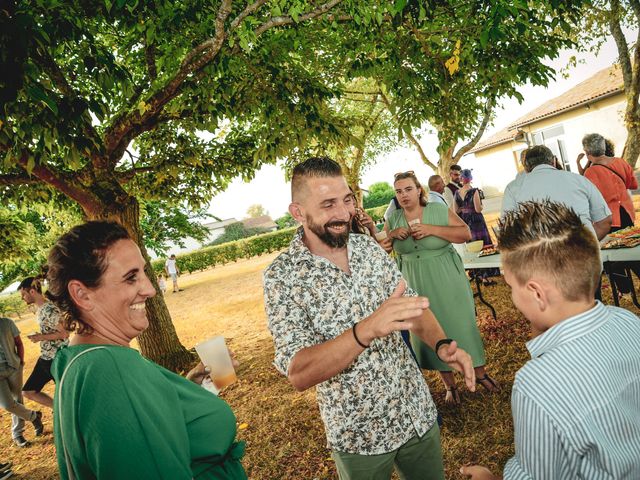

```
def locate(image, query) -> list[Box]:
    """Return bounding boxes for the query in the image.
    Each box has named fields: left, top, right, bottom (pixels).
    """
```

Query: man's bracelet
left=352, top=323, right=370, bottom=349
left=435, top=338, right=453, bottom=361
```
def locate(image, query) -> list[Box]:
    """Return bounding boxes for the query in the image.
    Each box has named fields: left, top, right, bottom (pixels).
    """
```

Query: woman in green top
left=383, top=172, right=498, bottom=405
left=46, top=221, right=247, bottom=479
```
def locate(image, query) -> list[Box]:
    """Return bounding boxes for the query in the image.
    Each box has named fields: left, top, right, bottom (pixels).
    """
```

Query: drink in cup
left=195, top=336, right=237, bottom=389
left=375, top=230, right=388, bottom=241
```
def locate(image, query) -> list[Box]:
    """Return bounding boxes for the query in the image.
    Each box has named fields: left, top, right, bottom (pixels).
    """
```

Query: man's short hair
left=523, top=145, right=554, bottom=172
left=18, top=277, right=41, bottom=293
left=291, top=156, right=343, bottom=201
left=449, top=164, right=462, bottom=172
left=498, top=200, right=601, bottom=301
left=428, top=175, right=443, bottom=190
left=582, top=133, right=606, bottom=157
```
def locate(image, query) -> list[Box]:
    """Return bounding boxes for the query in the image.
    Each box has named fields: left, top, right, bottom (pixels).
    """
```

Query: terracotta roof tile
left=509, top=63, right=624, bottom=128
left=468, top=63, right=624, bottom=155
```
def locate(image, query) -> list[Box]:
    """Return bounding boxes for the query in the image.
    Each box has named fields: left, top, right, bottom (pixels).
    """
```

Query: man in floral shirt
left=18, top=277, right=68, bottom=411
left=264, top=157, right=476, bottom=479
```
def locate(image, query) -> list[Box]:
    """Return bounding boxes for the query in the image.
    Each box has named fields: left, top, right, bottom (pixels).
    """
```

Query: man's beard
left=306, top=215, right=351, bottom=248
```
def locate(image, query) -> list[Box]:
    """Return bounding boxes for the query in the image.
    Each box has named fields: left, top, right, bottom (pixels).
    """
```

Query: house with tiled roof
left=463, top=63, right=627, bottom=196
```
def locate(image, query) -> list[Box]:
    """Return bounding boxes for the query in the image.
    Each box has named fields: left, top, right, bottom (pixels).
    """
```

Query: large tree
left=0, top=0, right=377, bottom=369
left=577, top=0, right=640, bottom=167
left=341, top=1, right=587, bottom=176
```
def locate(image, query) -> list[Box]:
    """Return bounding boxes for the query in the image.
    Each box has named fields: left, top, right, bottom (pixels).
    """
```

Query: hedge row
left=365, top=205, right=387, bottom=222
left=151, top=227, right=298, bottom=275
left=151, top=206, right=390, bottom=275
left=0, top=293, right=27, bottom=319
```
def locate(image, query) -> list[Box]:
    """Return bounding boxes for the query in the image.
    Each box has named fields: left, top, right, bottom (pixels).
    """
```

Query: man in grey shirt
left=501, top=145, right=611, bottom=240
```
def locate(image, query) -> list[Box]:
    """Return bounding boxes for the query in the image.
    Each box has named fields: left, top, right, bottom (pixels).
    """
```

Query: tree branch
left=11, top=151, right=100, bottom=213
left=31, top=48, right=104, bottom=168
left=453, top=96, right=494, bottom=162
left=145, top=41, right=158, bottom=81
left=116, top=166, right=156, bottom=183
left=0, top=172, right=42, bottom=186
left=104, top=0, right=233, bottom=157
left=379, top=90, right=438, bottom=171
left=609, top=0, right=633, bottom=91
left=254, top=0, right=343, bottom=37
left=230, top=0, right=268, bottom=30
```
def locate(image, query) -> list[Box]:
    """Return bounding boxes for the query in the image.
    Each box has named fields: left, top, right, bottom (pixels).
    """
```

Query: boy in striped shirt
left=462, top=200, right=640, bottom=479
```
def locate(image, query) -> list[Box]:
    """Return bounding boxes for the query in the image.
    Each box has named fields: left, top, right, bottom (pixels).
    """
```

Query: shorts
left=23, top=357, right=53, bottom=392
left=169, top=273, right=178, bottom=282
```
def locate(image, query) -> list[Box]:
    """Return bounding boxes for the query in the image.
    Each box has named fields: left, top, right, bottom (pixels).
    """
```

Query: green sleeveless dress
left=388, top=203, right=486, bottom=371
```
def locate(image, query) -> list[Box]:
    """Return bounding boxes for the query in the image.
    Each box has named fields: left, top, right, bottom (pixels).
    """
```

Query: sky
left=207, top=35, right=629, bottom=222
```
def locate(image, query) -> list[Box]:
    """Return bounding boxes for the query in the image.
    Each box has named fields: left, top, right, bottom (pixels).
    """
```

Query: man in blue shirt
left=461, top=200, right=640, bottom=479
left=501, top=145, right=611, bottom=240
left=427, top=175, right=448, bottom=206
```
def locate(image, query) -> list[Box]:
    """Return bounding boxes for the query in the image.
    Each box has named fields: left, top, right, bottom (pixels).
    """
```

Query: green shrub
left=0, top=293, right=27, bottom=319
left=151, top=227, right=298, bottom=274
left=365, top=205, right=388, bottom=223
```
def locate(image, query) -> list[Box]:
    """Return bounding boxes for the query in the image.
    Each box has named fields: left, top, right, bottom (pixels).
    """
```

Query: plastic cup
left=195, top=336, right=237, bottom=389
left=375, top=230, right=388, bottom=241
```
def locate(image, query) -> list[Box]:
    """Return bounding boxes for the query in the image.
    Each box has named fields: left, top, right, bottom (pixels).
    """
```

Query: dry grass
left=1, top=252, right=638, bottom=479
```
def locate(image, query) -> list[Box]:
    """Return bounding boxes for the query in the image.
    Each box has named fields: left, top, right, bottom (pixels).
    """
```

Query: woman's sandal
left=476, top=374, right=500, bottom=392
left=445, top=386, right=461, bottom=405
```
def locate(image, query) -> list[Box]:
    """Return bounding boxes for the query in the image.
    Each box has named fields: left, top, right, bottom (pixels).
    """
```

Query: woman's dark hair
left=46, top=221, right=131, bottom=334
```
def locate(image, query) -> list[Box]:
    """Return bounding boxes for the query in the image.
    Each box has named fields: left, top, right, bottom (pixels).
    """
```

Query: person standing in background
left=165, top=254, right=183, bottom=292
left=17, top=277, right=68, bottom=410
left=443, top=165, right=463, bottom=209
left=0, top=316, right=44, bottom=448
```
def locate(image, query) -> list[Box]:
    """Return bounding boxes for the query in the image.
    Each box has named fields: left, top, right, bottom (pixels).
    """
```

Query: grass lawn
left=1, top=252, right=638, bottom=479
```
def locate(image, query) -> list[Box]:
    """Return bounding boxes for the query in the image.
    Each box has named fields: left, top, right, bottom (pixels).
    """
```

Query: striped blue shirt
left=504, top=302, right=640, bottom=479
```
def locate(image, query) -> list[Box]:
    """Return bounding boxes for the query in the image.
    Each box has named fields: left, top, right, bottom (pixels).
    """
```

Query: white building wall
left=463, top=93, right=627, bottom=196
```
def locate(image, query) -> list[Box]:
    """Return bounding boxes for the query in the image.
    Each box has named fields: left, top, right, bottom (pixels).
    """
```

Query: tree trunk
left=84, top=188, right=193, bottom=371
left=623, top=103, right=640, bottom=168
left=437, top=147, right=456, bottom=178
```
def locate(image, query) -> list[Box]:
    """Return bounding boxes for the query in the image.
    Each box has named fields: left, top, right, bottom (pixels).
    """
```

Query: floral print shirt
left=263, top=228, right=437, bottom=455
left=38, top=302, right=68, bottom=360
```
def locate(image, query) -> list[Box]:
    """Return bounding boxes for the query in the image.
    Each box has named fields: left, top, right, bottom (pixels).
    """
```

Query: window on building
left=531, top=125, right=572, bottom=172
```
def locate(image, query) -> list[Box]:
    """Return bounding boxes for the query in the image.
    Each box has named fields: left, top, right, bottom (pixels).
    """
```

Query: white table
left=601, top=243, right=640, bottom=308
left=461, top=251, right=501, bottom=320
left=462, top=244, right=640, bottom=311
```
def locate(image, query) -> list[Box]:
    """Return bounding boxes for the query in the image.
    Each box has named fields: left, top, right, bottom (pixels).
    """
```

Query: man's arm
left=584, top=177, right=611, bottom=241
left=593, top=216, right=612, bottom=240
left=14, top=335, right=25, bottom=365
left=287, top=282, right=428, bottom=391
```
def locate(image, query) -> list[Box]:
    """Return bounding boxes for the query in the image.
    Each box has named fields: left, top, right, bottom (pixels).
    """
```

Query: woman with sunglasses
left=382, top=171, right=498, bottom=404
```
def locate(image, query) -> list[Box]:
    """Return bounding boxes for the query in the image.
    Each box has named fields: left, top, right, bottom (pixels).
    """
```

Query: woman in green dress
left=46, top=221, right=247, bottom=479
left=383, top=172, right=498, bottom=404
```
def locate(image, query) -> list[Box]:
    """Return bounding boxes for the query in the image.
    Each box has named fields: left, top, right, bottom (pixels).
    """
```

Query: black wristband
left=352, top=323, right=369, bottom=349
left=435, top=338, right=453, bottom=361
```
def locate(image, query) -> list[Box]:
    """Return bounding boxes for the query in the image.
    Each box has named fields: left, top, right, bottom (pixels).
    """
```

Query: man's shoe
left=32, top=410, right=44, bottom=436
left=13, top=435, right=29, bottom=448
left=0, top=462, right=12, bottom=472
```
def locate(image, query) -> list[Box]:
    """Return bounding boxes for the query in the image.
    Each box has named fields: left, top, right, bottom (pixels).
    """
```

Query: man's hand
left=389, top=227, right=411, bottom=240
left=27, top=333, right=43, bottom=343
left=358, top=281, right=429, bottom=345
left=410, top=223, right=432, bottom=240
left=460, top=465, right=500, bottom=479
left=437, top=340, right=476, bottom=391
left=379, top=237, right=393, bottom=253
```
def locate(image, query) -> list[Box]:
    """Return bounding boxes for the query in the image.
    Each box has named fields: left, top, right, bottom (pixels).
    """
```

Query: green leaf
left=480, top=29, right=489, bottom=49
left=26, top=85, right=58, bottom=115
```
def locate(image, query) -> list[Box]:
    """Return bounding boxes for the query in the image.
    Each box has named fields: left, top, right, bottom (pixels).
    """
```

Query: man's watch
left=435, top=338, right=454, bottom=361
